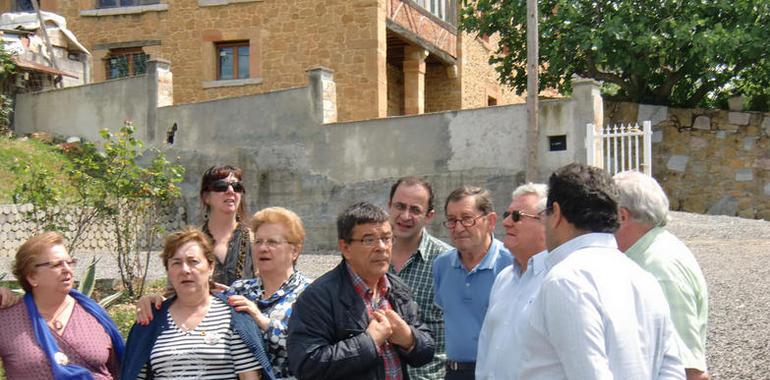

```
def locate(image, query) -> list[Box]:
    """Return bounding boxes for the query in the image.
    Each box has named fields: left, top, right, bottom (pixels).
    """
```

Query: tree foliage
left=460, top=0, right=770, bottom=109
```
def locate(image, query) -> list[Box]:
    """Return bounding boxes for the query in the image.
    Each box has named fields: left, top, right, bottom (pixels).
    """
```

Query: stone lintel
left=201, top=77, right=263, bottom=89
left=93, top=40, right=162, bottom=51
left=198, top=0, right=263, bottom=7
left=385, top=19, right=456, bottom=66
left=80, top=3, right=168, bottom=17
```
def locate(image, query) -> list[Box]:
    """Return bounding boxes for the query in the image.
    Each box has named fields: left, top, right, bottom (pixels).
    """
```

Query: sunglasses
left=209, top=179, right=245, bottom=193
left=502, top=210, right=540, bottom=222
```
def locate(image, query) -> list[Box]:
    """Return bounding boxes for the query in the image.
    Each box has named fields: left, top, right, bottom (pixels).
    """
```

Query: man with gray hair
left=475, top=183, right=549, bottom=379
left=614, top=170, right=710, bottom=380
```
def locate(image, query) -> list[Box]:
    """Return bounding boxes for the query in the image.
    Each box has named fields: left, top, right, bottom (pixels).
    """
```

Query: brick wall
left=386, top=61, right=404, bottom=116
left=606, top=101, right=770, bottom=220
left=458, top=32, right=523, bottom=108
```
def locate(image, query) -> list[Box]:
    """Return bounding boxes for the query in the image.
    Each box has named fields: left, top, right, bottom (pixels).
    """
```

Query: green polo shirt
left=626, top=227, right=709, bottom=371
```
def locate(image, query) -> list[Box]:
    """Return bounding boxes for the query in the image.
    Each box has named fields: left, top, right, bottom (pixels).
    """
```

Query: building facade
left=1, top=0, right=522, bottom=121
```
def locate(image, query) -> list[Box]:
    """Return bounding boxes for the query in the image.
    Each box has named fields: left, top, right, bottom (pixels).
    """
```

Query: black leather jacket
left=287, top=261, right=435, bottom=380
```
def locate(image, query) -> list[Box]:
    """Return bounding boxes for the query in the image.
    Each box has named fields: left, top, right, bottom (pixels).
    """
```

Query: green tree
left=81, top=123, right=184, bottom=299
left=0, top=43, right=17, bottom=133
left=460, top=0, right=770, bottom=109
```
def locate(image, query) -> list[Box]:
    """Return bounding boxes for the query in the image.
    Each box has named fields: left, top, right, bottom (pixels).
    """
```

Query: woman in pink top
left=0, top=232, right=124, bottom=379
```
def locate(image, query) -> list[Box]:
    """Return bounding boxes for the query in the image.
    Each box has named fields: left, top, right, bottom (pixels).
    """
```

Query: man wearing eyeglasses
left=517, top=163, right=684, bottom=379
left=614, top=171, right=709, bottom=380
left=387, top=176, right=453, bottom=380
left=287, top=202, right=435, bottom=380
left=475, top=183, right=549, bottom=379
left=432, top=186, right=513, bottom=380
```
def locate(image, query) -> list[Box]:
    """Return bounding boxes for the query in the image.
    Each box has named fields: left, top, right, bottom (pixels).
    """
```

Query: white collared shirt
left=475, top=250, right=548, bottom=380
left=517, top=233, right=685, bottom=380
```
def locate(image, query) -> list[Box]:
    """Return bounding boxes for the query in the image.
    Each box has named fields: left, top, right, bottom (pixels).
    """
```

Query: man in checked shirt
left=287, top=202, right=435, bottom=380
left=387, top=176, right=453, bottom=380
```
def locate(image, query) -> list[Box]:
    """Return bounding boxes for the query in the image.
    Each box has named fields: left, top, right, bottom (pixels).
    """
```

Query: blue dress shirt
left=432, top=237, right=512, bottom=362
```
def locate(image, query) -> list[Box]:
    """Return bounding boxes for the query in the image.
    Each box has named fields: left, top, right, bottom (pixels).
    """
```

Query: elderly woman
left=0, top=232, right=125, bottom=379
left=224, top=207, right=311, bottom=379
left=200, top=165, right=254, bottom=285
left=137, top=207, right=310, bottom=380
left=121, top=227, right=274, bottom=380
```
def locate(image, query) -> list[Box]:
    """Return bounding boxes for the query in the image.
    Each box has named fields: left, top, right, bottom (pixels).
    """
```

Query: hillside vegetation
left=0, top=137, right=71, bottom=203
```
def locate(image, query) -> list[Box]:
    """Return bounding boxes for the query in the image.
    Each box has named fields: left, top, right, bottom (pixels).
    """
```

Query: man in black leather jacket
left=287, top=202, right=435, bottom=379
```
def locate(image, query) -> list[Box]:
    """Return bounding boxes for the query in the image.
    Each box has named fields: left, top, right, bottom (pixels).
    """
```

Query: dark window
left=15, top=0, right=34, bottom=11
left=106, top=48, right=149, bottom=80
left=217, top=41, right=249, bottom=80
left=98, top=0, right=158, bottom=8
left=487, top=96, right=497, bottom=106
left=549, top=135, right=567, bottom=151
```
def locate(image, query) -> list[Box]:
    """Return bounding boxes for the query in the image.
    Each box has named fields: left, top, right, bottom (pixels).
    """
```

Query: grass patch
left=0, top=137, right=71, bottom=203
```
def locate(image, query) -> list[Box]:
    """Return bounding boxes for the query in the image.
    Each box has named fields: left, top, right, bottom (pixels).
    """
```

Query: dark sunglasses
left=503, top=210, right=540, bottom=222
left=209, top=179, right=245, bottom=193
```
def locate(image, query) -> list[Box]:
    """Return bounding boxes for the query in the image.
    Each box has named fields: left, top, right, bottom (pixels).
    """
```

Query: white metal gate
left=586, top=121, right=652, bottom=175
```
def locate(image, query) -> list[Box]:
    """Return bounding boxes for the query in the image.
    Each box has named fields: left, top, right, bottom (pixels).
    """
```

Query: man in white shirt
left=476, top=183, right=549, bottom=379
left=517, top=163, right=684, bottom=380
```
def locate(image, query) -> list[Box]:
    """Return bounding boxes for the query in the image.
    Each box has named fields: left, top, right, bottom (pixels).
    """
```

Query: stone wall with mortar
left=387, top=62, right=404, bottom=116
left=605, top=101, right=770, bottom=220
left=459, top=32, right=523, bottom=108
left=18, top=0, right=385, bottom=122
left=0, top=203, right=186, bottom=257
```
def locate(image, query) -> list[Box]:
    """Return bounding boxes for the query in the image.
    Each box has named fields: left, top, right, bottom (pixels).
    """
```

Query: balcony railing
left=414, top=0, right=457, bottom=26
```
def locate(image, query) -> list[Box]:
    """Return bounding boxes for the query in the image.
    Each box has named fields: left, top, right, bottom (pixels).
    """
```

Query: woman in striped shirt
left=121, top=228, right=274, bottom=380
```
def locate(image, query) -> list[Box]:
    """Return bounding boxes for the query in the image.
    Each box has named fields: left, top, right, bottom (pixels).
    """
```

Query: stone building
left=1, top=0, right=523, bottom=121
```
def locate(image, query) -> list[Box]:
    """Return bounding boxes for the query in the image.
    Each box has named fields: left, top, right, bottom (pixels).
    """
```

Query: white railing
left=586, top=121, right=652, bottom=176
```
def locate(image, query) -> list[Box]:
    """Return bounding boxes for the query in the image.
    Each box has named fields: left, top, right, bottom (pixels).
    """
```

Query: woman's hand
left=0, top=287, right=21, bottom=309
left=135, top=294, right=166, bottom=325
left=227, top=295, right=268, bottom=330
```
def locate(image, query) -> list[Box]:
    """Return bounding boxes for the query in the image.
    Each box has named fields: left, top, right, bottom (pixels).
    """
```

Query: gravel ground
left=1, top=211, right=768, bottom=379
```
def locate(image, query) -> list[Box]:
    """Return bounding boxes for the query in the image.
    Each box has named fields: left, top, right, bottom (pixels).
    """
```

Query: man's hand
left=367, top=310, right=393, bottom=346
left=0, top=287, right=21, bottom=309
left=227, top=295, right=269, bottom=330
left=686, top=369, right=710, bottom=380
left=382, top=309, right=414, bottom=349
left=135, top=294, right=165, bottom=325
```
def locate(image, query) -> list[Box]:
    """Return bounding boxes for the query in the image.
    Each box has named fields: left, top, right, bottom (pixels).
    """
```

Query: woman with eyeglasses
left=137, top=207, right=310, bottom=379
left=0, top=232, right=125, bottom=379
left=199, top=164, right=254, bottom=286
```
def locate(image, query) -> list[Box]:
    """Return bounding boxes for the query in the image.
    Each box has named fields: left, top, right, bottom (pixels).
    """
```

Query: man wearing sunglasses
left=614, top=171, right=709, bottom=380
left=475, top=183, right=549, bottom=379
left=432, top=186, right=512, bottom=380
left=517, top=164, right=684, bottom=379
left=387, top=176, right=453, bottom=380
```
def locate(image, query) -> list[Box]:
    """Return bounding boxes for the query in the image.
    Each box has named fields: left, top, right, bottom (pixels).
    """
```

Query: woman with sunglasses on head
left=0, top=232, right=125, bottom=379
left=199, top=164, right=254, bottom=286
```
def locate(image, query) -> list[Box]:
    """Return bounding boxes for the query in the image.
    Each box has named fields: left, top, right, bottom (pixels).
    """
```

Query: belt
left=446, top=360, right=476, bottom=371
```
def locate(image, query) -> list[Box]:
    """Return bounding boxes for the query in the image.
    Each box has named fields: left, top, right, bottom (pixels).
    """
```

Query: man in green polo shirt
left=614, top=170, right=710, bottom=380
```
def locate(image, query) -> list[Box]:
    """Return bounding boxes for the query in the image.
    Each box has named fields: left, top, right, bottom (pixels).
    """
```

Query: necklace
left=40, top=297, right=71, bottom=332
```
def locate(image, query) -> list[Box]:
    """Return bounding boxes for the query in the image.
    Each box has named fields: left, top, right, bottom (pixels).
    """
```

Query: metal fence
left=586, top=120, right=652, bottom=175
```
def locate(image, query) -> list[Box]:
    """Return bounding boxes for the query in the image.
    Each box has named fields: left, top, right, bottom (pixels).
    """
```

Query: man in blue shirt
left=432, top=186, right=513, bottom=380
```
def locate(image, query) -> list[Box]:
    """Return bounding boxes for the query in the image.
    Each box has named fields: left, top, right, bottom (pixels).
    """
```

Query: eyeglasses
left=503, top=210, right=540, bottom=222
left=209, top=179, right=245, bottom=193
left=349, top=235, right=395, bottom=247
left=254, top=238, right=291, bottom=249
left=442, top=214, right=485, bottom=229
left=391, top=202, right=426, bottom=216
left=35, top=259, right=78, bottom=270
left=537, top=207, right=552, bottom=217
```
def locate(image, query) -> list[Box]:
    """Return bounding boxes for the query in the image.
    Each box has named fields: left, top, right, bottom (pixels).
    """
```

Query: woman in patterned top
left=121, top=228, right=272, bottom=380
left=225, top=207, right=311, bottom=380
left=200, top=165, right=254, bottom=286
left=0, top=232, right=125, bottom=380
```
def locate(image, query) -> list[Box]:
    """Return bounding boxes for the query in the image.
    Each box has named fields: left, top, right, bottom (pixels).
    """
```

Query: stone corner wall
left=605, top=101, right=770, bottom=220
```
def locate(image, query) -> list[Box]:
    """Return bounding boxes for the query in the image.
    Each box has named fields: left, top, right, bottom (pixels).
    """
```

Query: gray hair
left=613, top=171, right=670, bottom=227
left=512, top=183, right=548, bottom=212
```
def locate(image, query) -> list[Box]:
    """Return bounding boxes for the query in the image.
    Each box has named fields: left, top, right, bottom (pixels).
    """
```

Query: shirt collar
left=512, top=249, right=548, bottom=277
left=545, top=232, right=617, bottom=271
left=625, top=226, right=665, bottom=261
left=345, top=261, right=391, bottom=294
left=413, top=228, right=431, bottom=262
left=449, top=234, right=503, bottom=271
